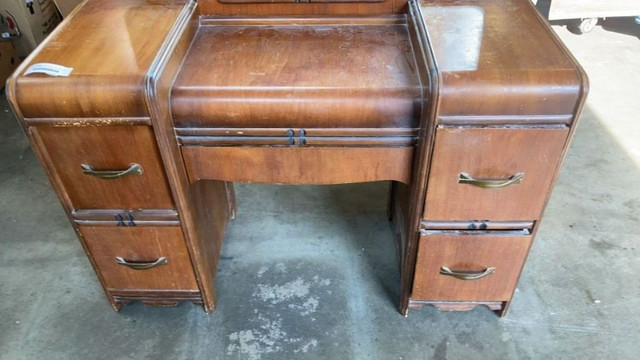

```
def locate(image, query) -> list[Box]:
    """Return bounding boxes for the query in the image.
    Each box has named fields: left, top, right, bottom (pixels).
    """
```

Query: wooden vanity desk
left=6, top=0, right=587, bottom=316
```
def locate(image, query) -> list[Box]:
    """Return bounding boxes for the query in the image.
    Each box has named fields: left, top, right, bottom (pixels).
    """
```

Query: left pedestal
left=29, top=125, right=204, bottom=310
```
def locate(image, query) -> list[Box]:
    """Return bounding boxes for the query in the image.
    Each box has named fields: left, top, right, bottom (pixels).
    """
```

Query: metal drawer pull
left=81, top=163, right=143, bottom=179
left=115, top=256, right=167, bottom=270
left=458, top=172, right=523, bottom=189
left=440, top=266, right=495, bottom=280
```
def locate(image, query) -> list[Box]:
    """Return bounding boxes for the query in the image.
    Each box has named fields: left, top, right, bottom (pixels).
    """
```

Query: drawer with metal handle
left=423, top=127, right=569, bottom=221
left=31, top=125, right=174, bottom=210
left=79, top=226, right=198, bottom=292
left=81, top=163, right=143, bottom=180
left=411, top=230, right=533, bottom=302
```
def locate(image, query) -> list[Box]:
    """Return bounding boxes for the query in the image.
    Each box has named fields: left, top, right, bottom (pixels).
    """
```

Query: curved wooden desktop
left=6, top=0, right=587, bottom=316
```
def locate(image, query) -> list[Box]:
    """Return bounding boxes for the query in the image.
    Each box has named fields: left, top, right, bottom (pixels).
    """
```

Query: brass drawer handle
left=440, top=266, right=495, bottom=280
left=115, top=256, right=167, bottom=270
left=458, top=172, right=523, bottom=189
left=81, top=163, right=143, bottom=179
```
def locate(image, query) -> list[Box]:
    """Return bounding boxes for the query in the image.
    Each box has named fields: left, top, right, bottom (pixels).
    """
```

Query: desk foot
left=110, top=290, right=204, bottom=310
left=408, top=300, right=507, bottom=316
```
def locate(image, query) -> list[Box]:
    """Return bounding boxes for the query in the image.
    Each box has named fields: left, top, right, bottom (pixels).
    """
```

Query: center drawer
left=412, top=231, right=532, bottom=301
left=79, top=226, right=198, bottom=291
left=181, top=146, right=414, bottom=185
left=32, top=126, right=174, bottom=210
left=423, top=127, right=569, bottom=221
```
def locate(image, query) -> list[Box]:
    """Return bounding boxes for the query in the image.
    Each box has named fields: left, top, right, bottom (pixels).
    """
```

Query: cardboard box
left=53, top=0, right=82, bottom=17
left=1, top=0, right=62, bottom=57
left=0, top=41, right=19, bottom=88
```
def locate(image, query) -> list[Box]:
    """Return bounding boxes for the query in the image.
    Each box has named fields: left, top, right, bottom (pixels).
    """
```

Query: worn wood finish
left=198, top=0, right=407, bottom=16
left=220, top=0, right=385, bottom=3
left=182, top=147, right=414, bottom=185
left=32, top=126, right=174, bottom=210
left=423, top=127, right=569, bottom=221
left=171, top=17, right=420, bottom=129
left=72, top=209, right=180, bottom=227
left=412, top=231, right=532, bottom=302
left=175, top=127, right=419, bottom=137
left=419, top=0, right=582, bottom=119
left=176, top=127, right=419, bottom=146
left=79, top=226, right=199, bottom=291
left=396, top=0, right=439, bottom=316
left=24, top=117, right=152, bottom=127
left=437, top=114, right=575, bottom=126
left=178, top=136, right=417, bottom=147
left=14, top=0, right=188, bottom=119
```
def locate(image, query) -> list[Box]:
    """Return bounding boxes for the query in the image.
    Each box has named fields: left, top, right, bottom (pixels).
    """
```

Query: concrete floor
left=1, top=13, right=639, bottom=360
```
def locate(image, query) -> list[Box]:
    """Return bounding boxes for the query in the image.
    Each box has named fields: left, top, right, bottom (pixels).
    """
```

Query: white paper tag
left=24, top=63, right=74, bottom=77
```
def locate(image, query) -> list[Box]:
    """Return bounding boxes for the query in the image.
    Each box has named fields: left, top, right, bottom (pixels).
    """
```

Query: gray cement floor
left=1, top=14, right=639, bottom=360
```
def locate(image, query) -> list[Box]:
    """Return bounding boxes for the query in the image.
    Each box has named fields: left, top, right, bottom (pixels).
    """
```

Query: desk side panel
left=145, top=1, right=232, bottom=313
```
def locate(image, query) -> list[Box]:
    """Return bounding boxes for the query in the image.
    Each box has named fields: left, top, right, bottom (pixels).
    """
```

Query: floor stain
left=226, top=264, right=333, bottom=359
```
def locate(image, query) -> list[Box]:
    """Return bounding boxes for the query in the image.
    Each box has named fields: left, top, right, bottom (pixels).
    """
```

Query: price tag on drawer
left=24, top=63, right=73, bottom=77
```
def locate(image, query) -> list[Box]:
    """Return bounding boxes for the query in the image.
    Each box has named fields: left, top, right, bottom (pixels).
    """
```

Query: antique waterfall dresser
left=6, top=0, right=587, bottom=316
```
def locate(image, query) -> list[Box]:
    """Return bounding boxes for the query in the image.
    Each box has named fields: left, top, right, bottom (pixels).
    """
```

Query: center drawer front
left=182, top=146, right=414, bottom=185
left=423, top=127, right=569, bottom=221
left=412, top=232, right=532, bottom=301
left=79, top=226, right=198, bottom=291
left=32, top=126, right=174, bottom=210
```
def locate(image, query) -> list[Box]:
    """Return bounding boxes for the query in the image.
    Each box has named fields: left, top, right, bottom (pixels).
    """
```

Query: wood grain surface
left=182, top=146, right=414, bottom=184
left=198, top=0, right=406, bottom=16
left=423, top=127, right=569, bottom=221
left=79, top=226, right=199, bottom=291
left=412, top=231, right=532, bottom=301
left=14, top=0, right=188, bottom=118
left=419, top=0, right=582, bottom=118
left=171, top=17, right=420, bottom=128
left=32, top=126, right=174, bottom=210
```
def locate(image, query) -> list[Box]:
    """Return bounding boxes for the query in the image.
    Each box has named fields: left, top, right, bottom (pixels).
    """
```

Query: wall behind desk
left=0, top=0, right=61, bottom=57
left=0, top=41, right=19, bottom=87
left=53, top=0, right=83, bottom=17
